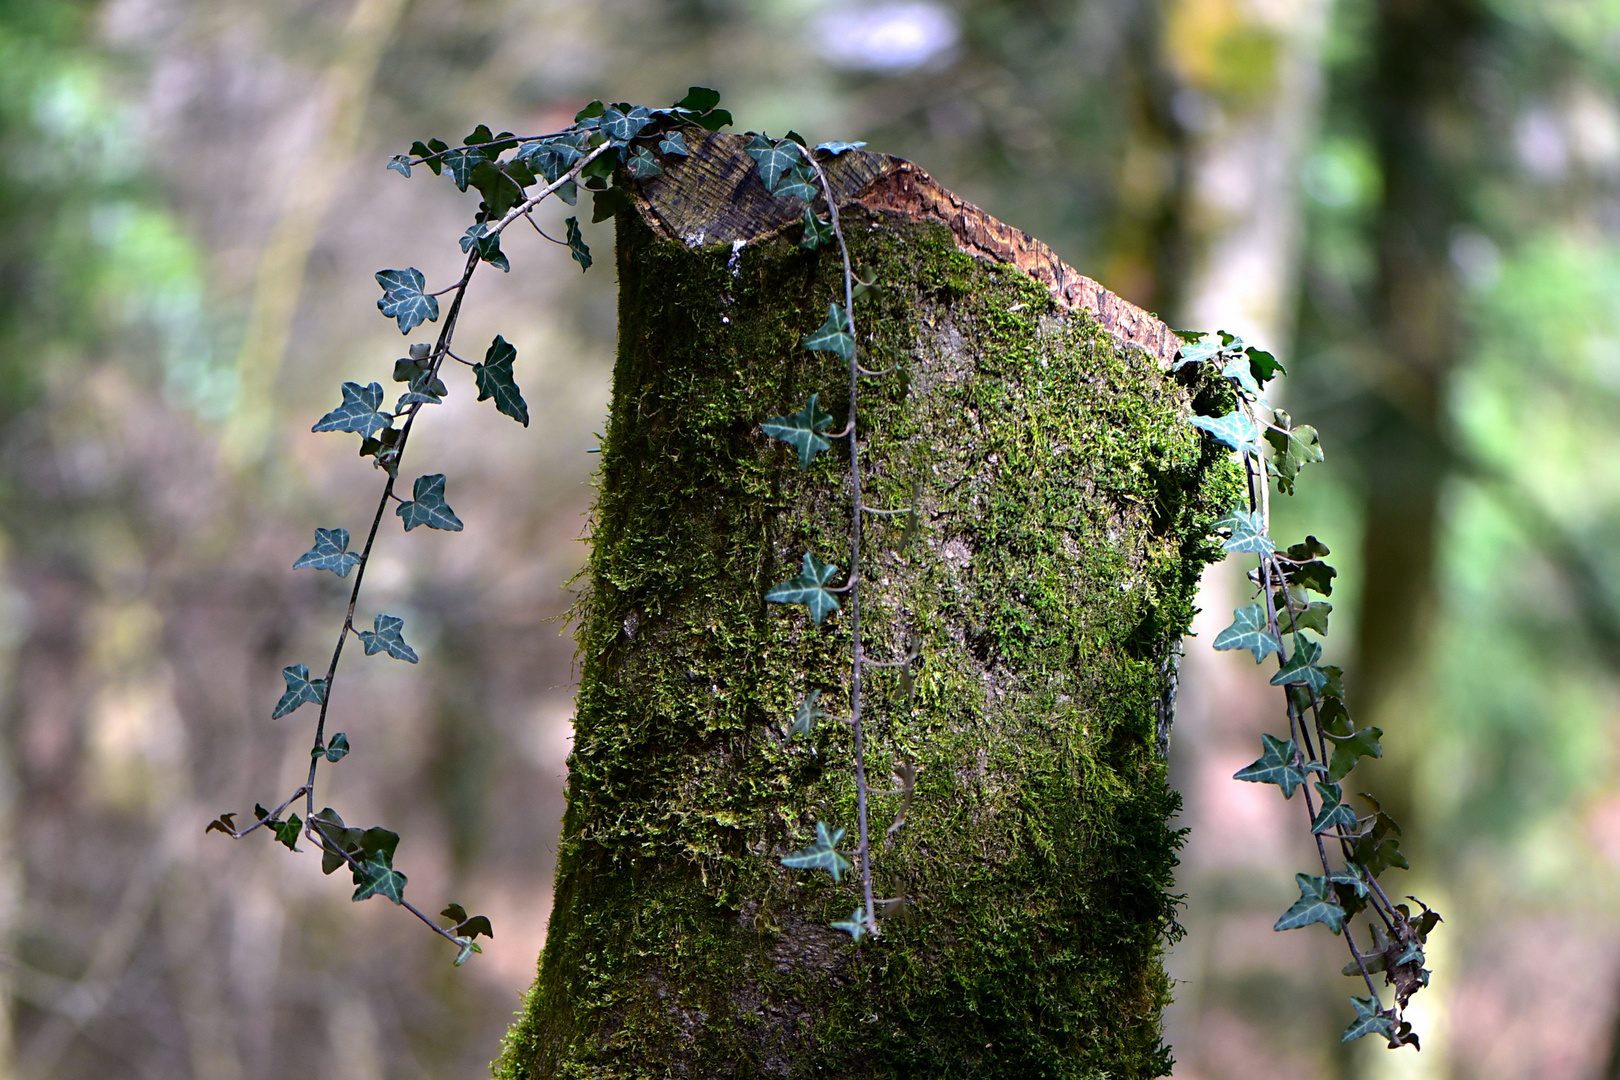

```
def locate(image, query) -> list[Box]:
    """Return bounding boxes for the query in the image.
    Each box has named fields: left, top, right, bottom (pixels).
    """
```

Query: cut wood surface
left=633, top=129, right=1183, bottom=367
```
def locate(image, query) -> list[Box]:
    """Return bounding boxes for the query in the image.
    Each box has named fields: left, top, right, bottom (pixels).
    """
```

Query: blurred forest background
left=1, top=0, right=1618, bottom=1077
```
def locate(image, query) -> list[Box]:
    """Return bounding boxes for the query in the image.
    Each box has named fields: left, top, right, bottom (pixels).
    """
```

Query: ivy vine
left=203, top=80, right=1435, bottom=1048
left=1176, top=332, right=1440, bottom=1048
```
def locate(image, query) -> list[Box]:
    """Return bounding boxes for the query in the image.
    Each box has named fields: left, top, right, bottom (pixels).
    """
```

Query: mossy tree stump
left=497, top=133, right=1238, bottom=1080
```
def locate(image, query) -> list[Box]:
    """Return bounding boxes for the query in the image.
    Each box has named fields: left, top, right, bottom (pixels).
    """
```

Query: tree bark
left=496, top=132, right=1238, bottom=1080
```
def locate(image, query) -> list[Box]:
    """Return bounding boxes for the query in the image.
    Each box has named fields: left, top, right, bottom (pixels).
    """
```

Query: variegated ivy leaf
left=474, top=335, right=529, bottom=426
left=1221, top=354, right=1263, bottom=399
left=781, top=821, right=852, bottom=882
left=815, top=140, right=866, bottom=156
left=1274, top=872, right=1345, bottom=934
left=352, top=850, right=407, bottom=904
left=321, top=732, right=350, bottom=762
left=565, top=217, right=591, bottom=271
left=272, top=663, right=327, bottom=719
left=831, top=908, right=869, bottom=941
left=1190, top=409, right=1259, bottom=454
left=766, top=552, right=841, bottom=625
left=459, top=223, right=510, bottom=272
left=774, top=164, right=819, bottom=202
left=745, top=133, right=801, bottom=192
left=1211, top=603, right=1281, bottom=663
left=802, top=303, right=855, bottom=363
left=658, top=130, right=689, bottom=157
left=396, top=473, right=464, bottom=532
left=1171, top=337, right=1223, bottom=370
left=1341, top=997, right=1395, bottom=1044
left=761, top=393, right=835, bottom=469
left=1217, top=507, right=1274, bottom=555
left=801, top=207, right=834, bottom=250
left=1311, top=781, right=1359, bottom=835
left=1233, top=732, right=1306, bottom=798
left=440, top=146, right=488, bottom=191
left=599, top=104, right=653, bottom=142
left=626, top=145, right=663, bottom=179
left=293, top=527, right=361, bottom=577
left=358, top=614, right=419, bottom=663
left=790, top=689, right=824, bottom=738
left=375, top=268, right=439, bottom=334
left=313, top=381, right=393, bottom=440
left=1271, top=637, right=1329, bottom=693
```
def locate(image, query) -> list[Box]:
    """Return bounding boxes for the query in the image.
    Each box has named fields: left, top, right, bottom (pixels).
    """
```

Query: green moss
left=495, top=208, right=1240, bottom=1080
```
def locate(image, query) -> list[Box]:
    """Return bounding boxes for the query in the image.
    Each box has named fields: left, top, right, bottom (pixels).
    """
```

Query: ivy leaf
left=565, top=217, right=591, bottom=271
left=1271, top=638, right=1329, bottom=693
left=270, top=812, right=303, bottom=851
left=781, top=821, right=852, bottom=882
left=387, top=155, right=411, bottom=178
left=1172, top=336, right=1224, bottom=370
left=395, top=365, right=446, bottom=410
left=1233, top=733, right=1306, bottom=798
left=459, top=224, right=510, bottom=273
left=658, top=131, right=689, bottom=157
left=521, top=138, right=584, bottom=183
left=831, top=908, right=869, bottom=941
left=745, top=133, right=801, bottom=192
left=1222, top=355, right=1263, bottom=399
left=205, top=812, right=237, bottom=836
left=815, top=140, right=867, bottom=155
left=761, top=393, right=835, bottom=469
left=473, top=335, right=529, bottom=426
left=773, top=164, right=819, bottom=201
left=293, top=527, right=361, bottom=577
left=1217, top=508, right=1274, bottom=554
left=1311, top=781, right=1359, bottom=835
left=453, top=939, right=483, bottom=966
left=1282, top=536, right=1336, bottom=596
left=1274, top=873, right=1345, bottom=934
left=1278, top=599, right=1331, bottom=636
left=766, top=552, right=841, bottom=625
left=324, top=732, right=350, bottom=762
left=1329, top=863, right=1369, bottom=898
left=791, top=689, right=824, bottom=738
left=574, top=100, right=604, bottom=124
left=375, top=268, right=439, bottom=334
left=358, top=614, right=419, bottom=663
left=591, top=185, right=629, bottom=222
left=802, top=303, right=855, bottom=362
left=352, top=850, right=407, bottom=904
left=396, top=473, right=464, bottom=532
left=625, top=145, right=663, bottom=179
left=801, top=207, right=835, bottom=250
left=599, top=104, right=652, bottom=142
left=674, top=86, right=721, bottom=112
left=313, top=381, right=393, bottom=440
left=1189, top=409, right=1259, bottom=453
left=1266, top=422, right=1324, bottom=494
left=272, top=663, right=327, bottom=719
left=1212, top=603, right=1281, bottom=663
left=1341, top=997, right=1395, bottom=1044
left=1325, top=725, right=1382, bottom=782
left=440, top=146, right=487, bottom=191
left=1248, top=345, right=1286, bottom=384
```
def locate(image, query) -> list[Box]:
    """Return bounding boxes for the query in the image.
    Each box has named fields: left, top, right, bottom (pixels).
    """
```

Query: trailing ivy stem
left=809, top=153, right=878, bottom=938
left=1240, top=439, right=1385, bottom=1007
left=301, top=246, right=482, bottom=829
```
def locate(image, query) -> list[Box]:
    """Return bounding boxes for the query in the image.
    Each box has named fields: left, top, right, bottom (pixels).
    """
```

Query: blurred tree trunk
left=495, top=135, right=1237, bottom=1079
left=1352, top=0, right=1488, bottom=824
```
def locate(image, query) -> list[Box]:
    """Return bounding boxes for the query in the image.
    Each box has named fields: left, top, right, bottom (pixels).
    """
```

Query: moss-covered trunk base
left=497, top=135, right=1238, bottom=1080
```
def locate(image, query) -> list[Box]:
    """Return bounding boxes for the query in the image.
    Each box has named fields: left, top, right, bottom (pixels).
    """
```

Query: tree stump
left=497, top=131, right=1237, bottom=1080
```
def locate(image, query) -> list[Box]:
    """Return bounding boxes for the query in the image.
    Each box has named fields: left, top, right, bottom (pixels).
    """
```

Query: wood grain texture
left=631, top=129, right=1183, bottom=368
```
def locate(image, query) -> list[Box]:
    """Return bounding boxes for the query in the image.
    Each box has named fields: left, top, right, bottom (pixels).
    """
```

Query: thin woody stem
left=807, top=152, right=878, bottom=938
